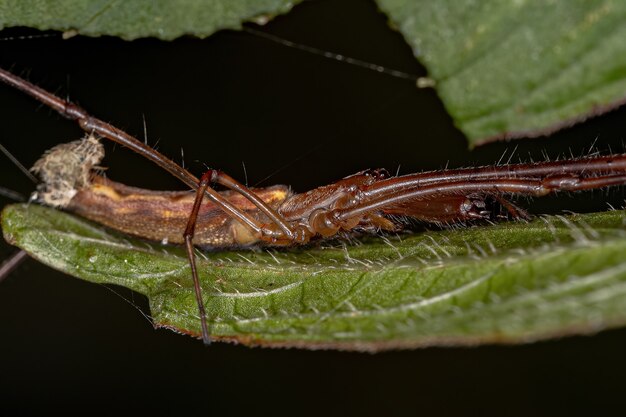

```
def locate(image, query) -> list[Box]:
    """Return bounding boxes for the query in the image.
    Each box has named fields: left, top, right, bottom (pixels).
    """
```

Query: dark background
left=1, top=0, right=626, bottom=415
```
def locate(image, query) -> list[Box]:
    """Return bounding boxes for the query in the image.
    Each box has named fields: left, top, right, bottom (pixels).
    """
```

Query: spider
left=1, top=67, right=626, bottom=344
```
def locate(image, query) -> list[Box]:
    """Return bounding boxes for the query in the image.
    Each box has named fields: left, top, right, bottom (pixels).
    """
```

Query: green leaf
left=4, top=203, right=626, bottom=350
left=379, top=0, right=626, bottom=145
left=0, top=0, right=300, bottom=40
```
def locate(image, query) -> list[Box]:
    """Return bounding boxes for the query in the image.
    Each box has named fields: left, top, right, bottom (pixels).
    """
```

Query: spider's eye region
left=460, top=197, right=493, bottom=220
left=462, top=198, right=486, bottom=212
left=369, top=168, right=390, bottom=180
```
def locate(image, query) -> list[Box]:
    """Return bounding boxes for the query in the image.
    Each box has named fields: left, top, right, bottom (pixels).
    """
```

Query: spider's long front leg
left=363, top=154, right=626, bottom=198
left=338, top=154, right=626, bottom=224
left=333, top=172, right=626, bottom=225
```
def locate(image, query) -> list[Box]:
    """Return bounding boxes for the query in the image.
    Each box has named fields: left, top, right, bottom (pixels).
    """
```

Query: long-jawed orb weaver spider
left=1, top=67, right=626, bottom=344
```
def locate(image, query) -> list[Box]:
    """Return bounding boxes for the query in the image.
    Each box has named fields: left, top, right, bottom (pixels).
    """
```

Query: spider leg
left=362, top=154, right=626, bottom=198
left=0, top=250, right=29, bottom=284
left=330, top=173, right=626, bottom=228
left=492, top=194, right=531, bottom=220
left=183, top=171, right=214, bottom=345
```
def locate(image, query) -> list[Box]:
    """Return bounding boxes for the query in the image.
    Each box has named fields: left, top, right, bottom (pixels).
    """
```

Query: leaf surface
left=379, top=0, right=626, bottom=144
left=4, top=203, right=626, bottom=350
left=0, top=0, right=300, bottom=40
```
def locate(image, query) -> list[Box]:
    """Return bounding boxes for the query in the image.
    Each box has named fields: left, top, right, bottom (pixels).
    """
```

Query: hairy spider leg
left=335, top=172, right=626, bottom=223
left=362, top=155, right=626, bottom=198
